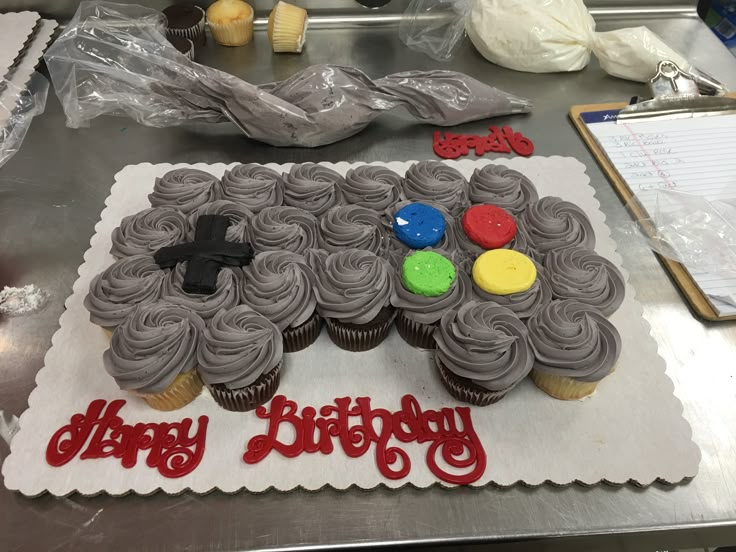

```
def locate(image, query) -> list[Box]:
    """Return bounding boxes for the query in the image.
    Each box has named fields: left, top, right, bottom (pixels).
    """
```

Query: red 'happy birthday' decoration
left=433, top=126, right=534, bottom=160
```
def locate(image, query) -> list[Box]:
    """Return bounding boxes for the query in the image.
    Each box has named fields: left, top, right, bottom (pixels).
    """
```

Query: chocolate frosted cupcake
left=403, top=161, right=469, bottom=217
left=110, top=207, right=189, bottom=259
left=282, top=163, right=344, bottom=217
left=149, top=168, right=218, bottom=213
left=473, top=260, right=552, bottom=320
left=198, top=305, right=283, bottom=412
left=342, top=166, right=403, bottom=211
left=218, top=164, right=284, bottom=213
left=434, top=301, right=533, bottom=406
left=312, top=249, right=395, bottom=351
left=319, top=205, right=386, bottom=255
left=242, top=251, right=321, bottom=352
left=248, top=206, right=319, bottom=254
left=167, top=35, right=195, bottom=60
left=188, top=200, right=253, bottom=243
left=85, top=255, right=167, bottom=334
left=103, top=302, right=205, bottom=411
left=161, top=263, right=241, bottom=319
left=545, top=248, right=625, bottom=317
left=469, top=164, right=539, bottom=214
left=163, top=3, right=206, bottom=47
left=520, top=197, right=595, bottom=261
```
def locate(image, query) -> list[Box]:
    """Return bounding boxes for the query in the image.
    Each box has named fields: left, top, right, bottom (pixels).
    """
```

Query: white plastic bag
left=399, top=0, right=469, bottom=61
left=0, top=72, right=48, bottom=170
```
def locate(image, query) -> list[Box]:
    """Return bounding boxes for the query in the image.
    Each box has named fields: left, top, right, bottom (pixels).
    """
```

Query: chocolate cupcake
left=403, top=161, right=469, bottom=217
left=473, top=260, right=552, bottom=320
left=383, top=200, right=458, bottom=262
left=149, top=168, right=218, bottom=214
left=242, top=251, right=321, bottom=352
left=247, top=206, right=319, bottom=254
left=167, top=35, right=195, bottom=60
left=434, top=301, right=533, bottom=406
left=520, top=197, right=595, bottom=261
left=187, top=200, right=254, bottom=243
left=110, top=207, right=189, bottom=259
left=469, top=164, right=539, bottom=214
left=198, top=305, right=283, bottom=412
left=282, top=163, right=344, bottom=217
left=103, top=302, right=205, bottom=411
left=84, top=255, right=167, bottom=334
left=527, top=300, right=621, bottom=400
left=318, top=205, right=386, bottom=255
left=163, top=3, right=206, bottom=47
left=161, top=263, right=241, bottom=319
left=342, top=166, right=403, bottom=211
left=312, top=249, right=395, bottom=351
left=217, top=164, right=284, bottom=213
left=545, top=247, right=625, bottom=317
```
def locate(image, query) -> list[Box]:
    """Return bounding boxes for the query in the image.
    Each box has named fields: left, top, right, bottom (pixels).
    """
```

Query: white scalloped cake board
left=1, top=158, right=700, bottom=496
left=0, top=12, right=40, bottom=78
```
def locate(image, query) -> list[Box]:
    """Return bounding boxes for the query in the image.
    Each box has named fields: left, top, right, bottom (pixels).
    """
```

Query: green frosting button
left=402, top=251, right=456, bottom=297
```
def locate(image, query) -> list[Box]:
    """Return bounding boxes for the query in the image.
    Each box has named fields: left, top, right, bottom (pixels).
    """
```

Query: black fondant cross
left=154, top=215, right=254, bottom=295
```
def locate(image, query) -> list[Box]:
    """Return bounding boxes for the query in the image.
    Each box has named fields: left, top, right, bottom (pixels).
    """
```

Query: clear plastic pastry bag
left=0, top=72, right=49, bottom=170
left=44, top=1, right=532, bottom=148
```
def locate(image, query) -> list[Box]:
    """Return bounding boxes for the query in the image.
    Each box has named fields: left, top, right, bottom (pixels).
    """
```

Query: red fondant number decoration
left=46, top=399, right=208, bottom=478
left=244, top=394, right=487, bottom=485
left=433, top=126, right=534, bottom=160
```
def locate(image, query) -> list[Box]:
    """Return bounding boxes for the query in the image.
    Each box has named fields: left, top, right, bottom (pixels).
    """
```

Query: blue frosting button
left=393, top=203, right=447, bottom=249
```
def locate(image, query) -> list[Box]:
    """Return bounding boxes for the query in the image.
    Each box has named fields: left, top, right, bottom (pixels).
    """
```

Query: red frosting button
left=462, top=205, right=517, bottom=249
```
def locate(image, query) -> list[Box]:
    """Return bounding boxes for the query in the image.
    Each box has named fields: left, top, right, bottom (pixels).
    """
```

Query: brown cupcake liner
left=530, top=369, right=599, bottom=400
left=396, top=311, right=438, bottom=350
left=135, top=370, right=203, bottom=411
left=207, top=361, right=282, bottom=412
left=436, top=359, right=509, bottom=406
left=166, top=7, right=206, bottom=47
left=283, top=312, right=321, bottom=353
left=324, top=310, right=396, bottom=352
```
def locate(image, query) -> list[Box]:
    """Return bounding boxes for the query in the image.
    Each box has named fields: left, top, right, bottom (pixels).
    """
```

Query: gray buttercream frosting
left=282, top=163, right=345, bottom=217
left=217, top=164, right=284, bottom=213
left=149, top=168, right=218, bottom=213
left=242, top=251, right=318, bottom=330
left=434, top=301, right=533, bottom=392
left=110, top=206, right=189, bottom=258
left=403, top=161, right=469, bottom=217
left=84, top=255, right=167, bottom=328
left=473, top=261, right=552, bottom=320
left=469, top=164, right=539, bottom=213
left=312, top=249, right=394, bottom=324
left=103, top=302, right=204, bottom=394
left=391, top=265, right=471, bottom=325
left=187, top=200, right=254, bottom=243
left=197, top=305, right=283, bottom=390
left=342, top=165, right=403, bottom=210
left=520, top=196, right=595, bottom=259
left=318, top=205, right=387, bottom=255
left=527, top=299, right=622, bottom=383
left=161, top=263, right=241, bottom=319
left=545, top=247, right=625, bottom=317
left=248, top=206, right=320, bottom=254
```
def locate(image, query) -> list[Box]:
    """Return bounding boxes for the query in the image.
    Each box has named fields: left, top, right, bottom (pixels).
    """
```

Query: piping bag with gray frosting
left=44, top=2, right=532, bottom=148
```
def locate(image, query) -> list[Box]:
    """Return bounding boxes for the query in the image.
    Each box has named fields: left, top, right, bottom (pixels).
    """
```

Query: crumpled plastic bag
left=0, top=72, right=48, bottom=170
left=44, top=1, right=532, bottom=148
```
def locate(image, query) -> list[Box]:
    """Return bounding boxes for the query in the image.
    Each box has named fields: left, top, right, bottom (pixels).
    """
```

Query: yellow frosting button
left=472, top=249, right=537, bottom=295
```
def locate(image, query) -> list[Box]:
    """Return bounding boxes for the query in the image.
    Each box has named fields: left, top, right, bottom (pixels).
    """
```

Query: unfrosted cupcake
left=342, top=166, right=403, bottom=211
left=248, top=206, right=319, bottom=254
left=218, top=164, right=283, bottom=213
left=206, top=0, right=254, bottom=46
left=103, top=302, right=205, bottom=411
left=149, top=168, right=218, bottom=213
left=242, top=251, right=321, bottom=352
left=473, top=260, right=552, bottom=320
left=84, top=255, right=167, bottom=335
left=163, top=3, right=206, bottom=47
left=198, top=305, right=283, bottom=412
left=282, top=163, right=344, bottom=217
left=268, top=1, right=308, bottom=53
left=318, top=205, right=386, bottom=255
left=161, top=263, right=241, bottom=319
left=312, top=249, right=395, bottom=351
left=469, top=164, right=539, bottom=214
left=187, top=200, right=254, bottom=243
left=110, top=207, right=189, bottom=258
left=434, top=301, right=533, bottom=406
left=520, top=197, right=595, bottom=261
left=528, top=300, right=621, bottom=400
left=403, top=161, right=469, bottom=217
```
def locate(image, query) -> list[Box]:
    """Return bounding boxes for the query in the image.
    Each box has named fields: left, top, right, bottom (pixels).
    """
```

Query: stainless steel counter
left=3, top=11, right=736, bottom=552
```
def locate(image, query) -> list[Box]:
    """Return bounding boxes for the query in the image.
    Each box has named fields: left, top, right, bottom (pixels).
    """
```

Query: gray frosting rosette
left=242, top=251, right=318, bottom=331
left=312, top=249, right=394, bottom=324
left=342, top=166, right=403, bottom=210
left=282, top=163, right=345, bottom=217
left=520, top=196, right=595, bottom=260
left=403, top=161, right=469, bottom=217
left=527, top=299, right=622, bottom=383
left=473, top=261, right=552, bottom=320
left=103, top=302, right=204, bottom=394
left=161, top=263, right=241, bottom=319
left=248, top=206, right=320, bottom=254
left=149, top=168, right=218, bottom=213
left=110, top=207, right=189, bottom=259
left=434, top=301, right=533, bottom=392
left=187, top=200, right=254, bottom=243
left=319, top=205, right=386, bottom=255
left=392, top=267, right=471, bottom=325
left=217, top=164, right=284, bottom=213
left=84, top=255, right=167, bottom=328
left=545, top=247, right=625, bottom=317
left=469, top=164, right=539, bottom=213
left=197, top=305, right=283, bottom=390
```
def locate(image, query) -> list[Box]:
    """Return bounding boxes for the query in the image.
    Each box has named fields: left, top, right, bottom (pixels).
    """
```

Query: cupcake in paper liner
left=473, top=260, right=552, bottom=320
left=282, top=163, right=344, bottom=217
left=268, top=1, right=308, bottom=53
left=247, top=206, right=319, bottom=254
left=341, top=165, right=403, bottom=211
left=433, top=301, right=533, bottom=406
left=242, top=251, right=321, bottom=352
left=163, top=3, right=206, bottom=47
left=319, top=205, right=387, bottom=256
left=110, top=207, right=189, bottom=259
left=197, top=305, right=283, bottom=412
left=167, top=35, right=195, bottom=60
left=312, top=248, right=395, bottom=351
left=468, top=164, right=539, bottom=214
left=187, top=200, right=254, bottom=243
left=383, top=199, right=458, bottom=254
left=103, top=302, right=205, bottom=411
left=403, top=161, right=469, bottom=217
left=207, top=0, right=254, bottom=46
left=149, top=168, right=219, bottom=214
left=217, top=164, right=284, bottom=213
left=161, top=263, right=242, bottom=320
left=520, top=196, right=596, bottom=261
